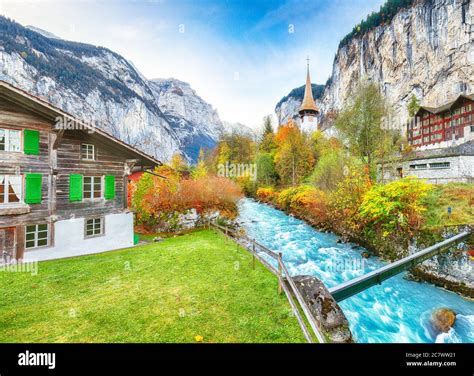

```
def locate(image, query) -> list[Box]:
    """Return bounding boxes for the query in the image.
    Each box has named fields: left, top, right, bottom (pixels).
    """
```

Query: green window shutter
left=104, top=175, right=115, bottom=200
left=25, top=174, right=42, bottom=204
left=69, top=174, right=83, bottom=202
left=24, top=130, right=40, bottom=155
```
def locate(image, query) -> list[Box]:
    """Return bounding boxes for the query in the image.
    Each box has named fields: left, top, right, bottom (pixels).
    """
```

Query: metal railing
left=207, top=221, right=326, bottom=343
left=329, top=230, right=472, bottom=302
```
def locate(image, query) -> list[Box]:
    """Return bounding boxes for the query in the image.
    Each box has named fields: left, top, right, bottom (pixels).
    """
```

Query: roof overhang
left=0, top=80, right=162, bottom=168
left=415, top=93, right=474, bottom=117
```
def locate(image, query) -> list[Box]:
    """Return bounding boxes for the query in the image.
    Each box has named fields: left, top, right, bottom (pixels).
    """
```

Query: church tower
left=298, top=58, right=319, bottom=132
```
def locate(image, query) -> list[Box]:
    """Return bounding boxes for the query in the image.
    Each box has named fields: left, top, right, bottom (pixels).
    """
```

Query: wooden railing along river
left=207, top=221, right=326, bottom=343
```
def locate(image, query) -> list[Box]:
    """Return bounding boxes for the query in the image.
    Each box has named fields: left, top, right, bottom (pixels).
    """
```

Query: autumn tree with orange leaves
left=274, top=122, right=314, bottom=186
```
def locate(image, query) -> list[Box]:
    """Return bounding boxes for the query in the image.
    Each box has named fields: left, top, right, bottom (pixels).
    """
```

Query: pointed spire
left=299, top=57, right=319, bottom=113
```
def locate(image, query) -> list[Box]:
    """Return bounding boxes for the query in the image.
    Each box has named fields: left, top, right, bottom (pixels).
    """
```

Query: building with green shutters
left=0, top=81, right=161, bottom=262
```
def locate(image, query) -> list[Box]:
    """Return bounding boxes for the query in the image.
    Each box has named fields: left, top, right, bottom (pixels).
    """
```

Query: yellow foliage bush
left=256, top=187, right=276, bottom=202
left=359, top=177, right=433, bottom=237
left=276, top=185, right=327, bottom=224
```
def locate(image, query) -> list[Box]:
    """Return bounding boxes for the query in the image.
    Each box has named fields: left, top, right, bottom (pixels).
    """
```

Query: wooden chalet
left=0, top=81, right=161, bottom=262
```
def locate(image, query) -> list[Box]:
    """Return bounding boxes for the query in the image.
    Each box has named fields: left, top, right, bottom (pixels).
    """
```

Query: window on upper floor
left=0, top=129, right=21, bottom=152
left=0, top=175, right=22, bottom=204
left=81, top=144, right=95, bottom=160
left=83, top=176, right=102, bottom=200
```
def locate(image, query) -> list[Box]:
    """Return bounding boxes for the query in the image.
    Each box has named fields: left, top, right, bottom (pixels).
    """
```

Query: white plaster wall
left=459, top=156, right=474, bottom=178
left=300, top=116, right=318, bottom=133
left=380, top=156, right=474, bottom=183
left=24, top=212, right=134, bottom=262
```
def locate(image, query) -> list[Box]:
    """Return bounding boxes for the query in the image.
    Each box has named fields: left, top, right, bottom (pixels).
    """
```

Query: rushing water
left=237, top=198, right=474, bottom=343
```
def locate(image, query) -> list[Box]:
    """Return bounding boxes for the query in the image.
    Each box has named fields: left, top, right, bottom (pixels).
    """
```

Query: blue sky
left=1, top=0, right=386, bottom=128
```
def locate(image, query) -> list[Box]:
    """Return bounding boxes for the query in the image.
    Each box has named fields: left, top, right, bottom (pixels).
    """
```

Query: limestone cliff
left=322, top=0, right=474, bottom=125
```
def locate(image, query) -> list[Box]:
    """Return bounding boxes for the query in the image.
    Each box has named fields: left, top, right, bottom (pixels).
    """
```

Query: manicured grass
left=423, top=183, right=474, bottom=229
left=0, top=230, right=305, bottom=343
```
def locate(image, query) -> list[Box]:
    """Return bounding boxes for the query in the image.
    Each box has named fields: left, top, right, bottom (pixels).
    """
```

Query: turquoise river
left=237, top=198, right=474, bottom=343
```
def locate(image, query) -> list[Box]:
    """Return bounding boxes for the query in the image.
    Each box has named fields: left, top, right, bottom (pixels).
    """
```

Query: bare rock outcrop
left=291, top=275, right=353, bottom=343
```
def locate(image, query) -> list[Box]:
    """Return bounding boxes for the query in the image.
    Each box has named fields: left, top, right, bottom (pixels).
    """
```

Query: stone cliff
left=322, top=0, right=473, bottom=126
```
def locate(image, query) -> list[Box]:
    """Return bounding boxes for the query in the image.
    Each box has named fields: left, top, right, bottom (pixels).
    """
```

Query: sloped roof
left=0, top=80, right=161, bottom=167
left=415, top=93, right=474, bottom=116
left=299, top=65, right=319, bottom=113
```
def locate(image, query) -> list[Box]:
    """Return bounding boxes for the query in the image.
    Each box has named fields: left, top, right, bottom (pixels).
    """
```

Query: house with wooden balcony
left=379, top=94, right=474, bottom=184
left=0, top=81, right=160, bottom=262
left=407, top=93, right=474, bottom=150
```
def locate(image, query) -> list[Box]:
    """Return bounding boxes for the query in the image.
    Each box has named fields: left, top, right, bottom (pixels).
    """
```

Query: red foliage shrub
left=131, top=172, right=243, bottom=226
left=178, top=176, right=243, bottom=215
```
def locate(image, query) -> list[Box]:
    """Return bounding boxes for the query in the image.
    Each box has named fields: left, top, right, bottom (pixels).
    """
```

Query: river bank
left=252, top=187, right=473, bottom=299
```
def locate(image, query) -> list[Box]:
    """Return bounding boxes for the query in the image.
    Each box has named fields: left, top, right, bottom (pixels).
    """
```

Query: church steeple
left=299, top=58, right=319, bottom=113
left=298, top=58, right=319, bottom=132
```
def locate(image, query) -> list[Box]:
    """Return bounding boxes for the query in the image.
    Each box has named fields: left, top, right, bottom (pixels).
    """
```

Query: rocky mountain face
left=0, top=16, right=224, bottom=163
left=222, top=121, right=256, bottom=138
left=277, top=0, right=473, bottom=129
left=149, top=78, right=224, bottom=161
left=322, top=0, right=473, bottom=125
left=275, top=84, right=324, bottom=125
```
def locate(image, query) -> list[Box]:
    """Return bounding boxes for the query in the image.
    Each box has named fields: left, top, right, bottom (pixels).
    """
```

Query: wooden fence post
left=252, top=243, right=256, bottom=269
left=278, top=252, right=283, bottom=295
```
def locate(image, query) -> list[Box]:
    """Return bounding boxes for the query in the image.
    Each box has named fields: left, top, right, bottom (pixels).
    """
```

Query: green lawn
left=423, top=183, right=474, bottom=229
left=0, top=230, right=305, bottom=343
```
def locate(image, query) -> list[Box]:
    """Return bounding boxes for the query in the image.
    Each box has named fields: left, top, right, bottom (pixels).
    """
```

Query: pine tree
left=259, top=115, right=276, bottom=153
left=407, top=94, right=420, bottom=118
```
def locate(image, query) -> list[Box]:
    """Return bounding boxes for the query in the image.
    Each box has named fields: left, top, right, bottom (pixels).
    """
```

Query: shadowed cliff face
left=322, top=0, right=473, bottom=124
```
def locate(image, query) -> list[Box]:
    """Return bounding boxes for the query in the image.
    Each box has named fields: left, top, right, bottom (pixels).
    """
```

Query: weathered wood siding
left=0, top=97, right=129, bottom=259
left=55, top=131, right=126, bottom=219
left=0, top=98, right=52, bottom=259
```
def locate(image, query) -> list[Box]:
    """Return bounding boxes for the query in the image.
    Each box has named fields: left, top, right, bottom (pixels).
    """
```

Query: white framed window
left=25, top=224, right=49, bottom=249
left=83, top=176, right=102, bottom=199
left=429, top=162, right=450, bottom=169
left=409, top=164, right=428, bottom=170
left=0, top=175, right=22, bottom=204
left=0, top=128, right=21, bottom=152
left=85, top=217, right=104, bottom=238
left=81, top=144, right=95, bottom=160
